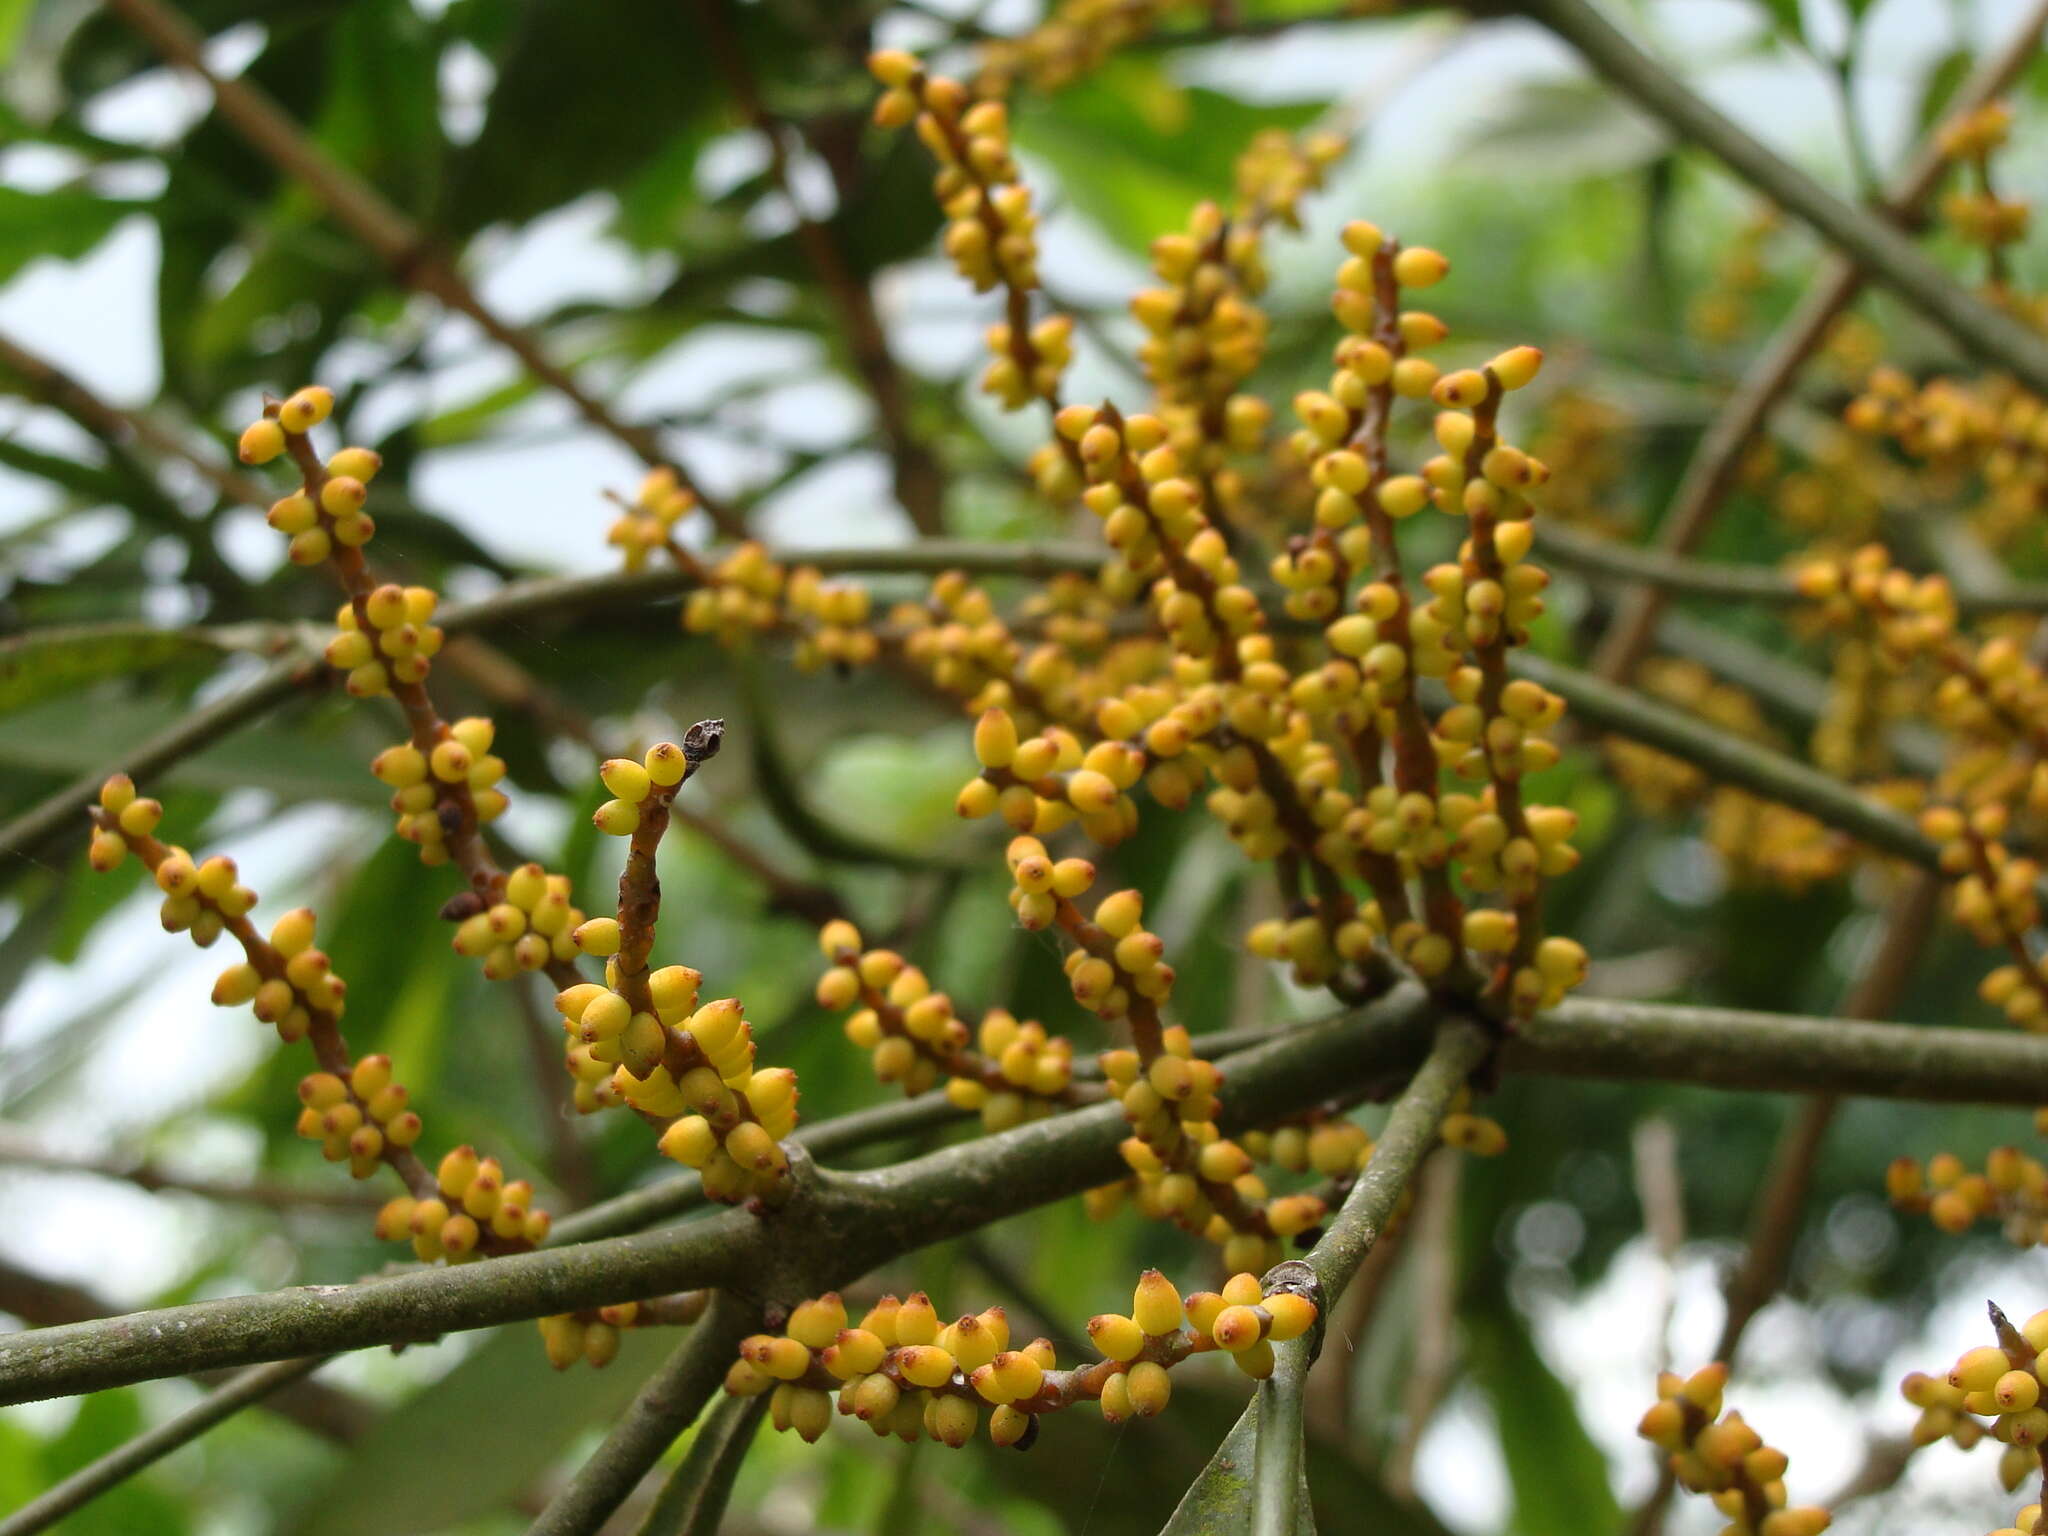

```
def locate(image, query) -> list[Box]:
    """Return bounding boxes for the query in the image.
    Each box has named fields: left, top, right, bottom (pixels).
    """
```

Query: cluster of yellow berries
left=870, top=52, right=1074, bottom=411
left=1004, top=837, right=1174, bottom=1011
left=673, top=542, right=944, bottom=678
left=962, top=700, right=1195, bottom=846
left=1686, top=207, right=1779, bottom=345
left=445, top=860, right=587, bottom=981
left=294, top=1056, right=422, bottom=1178
left=554, top=963, right=703, bottom=1090
left=1846, top=368, right=2048, bottom=549
left=1058, top=402, right=1261, bottom=664
left=1936, top=103, right=2029, bottom=255
left=680, top=543, right=793, bottom=648
left=372, top=1144, right=549, bottom=1261
left=537, top=1293, right=710, bottom=1371
left=1888, top=1140, right=2048, bottom=1245
left=972, top=0, right=1183, bottom=98
left=587, top=741, right=698, bottom=841
left=813, top=919, right=1078, bottom=1127
left=725, top=1269, right=1316, bottom=1449
left=1607, top=659, right=1851, bottom=892
left=89, top=773, right=545, bottom=1258
left=1637, top=1363, right=1831, bottom=1536
left=90, top=776, right=345, bottom=1039
left=368, top=719, right=511, bottom=871
left=1908, top=1304, right=2048, bottom=1511
left=606, top=466, right=699, bottom=572
left=237, top=386, right=386, bottom=564
left=322, top=582, right=441, bottom=698
left=1920, top=803, right=2048, bottom=1030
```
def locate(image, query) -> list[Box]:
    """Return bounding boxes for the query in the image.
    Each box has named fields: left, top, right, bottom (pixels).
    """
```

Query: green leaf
left=0, top=691, right=383, bottom=805
left=0, top=186, right=137, bottom=285
left=1159, top=1372, right=1315, bottom=1536
left=1013, top=60, right=1320, bottom=250
left=442, top=0, right=725, bottom=237
left=287, top=1324, right=674, bottom=1536
left=1453, top=80, right=1670, bottom=178
left=0, top=625, right=235, bottom=715
left=1913, top=48, right=1973, bottom=135
left=1464, top=1293, right=1621, bottom=1535
left=0, top=0, right=34, bottom=68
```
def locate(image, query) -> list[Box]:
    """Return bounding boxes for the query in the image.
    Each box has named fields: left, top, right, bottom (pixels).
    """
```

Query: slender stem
left=697, top=0, right=945, bottom=535
left=527, top=1294, right=755, bottom=1536
left=1586, top=0, right=2048, bottom=684
left=1303, top=1021, right=1492, bottom=1303
left=1514, top=0, right=2048, bottom=396
left=0, top=1209, right=759, bottom=1404
left=0, top=1357, right=328, bottom=1536
left=631, top=1388, right=770, bottom=1536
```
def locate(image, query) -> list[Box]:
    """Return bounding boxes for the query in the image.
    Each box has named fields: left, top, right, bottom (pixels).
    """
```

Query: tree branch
left=1508, top=652, right=1939, bottom=869
left=1513, top=0, right=2048, bottom=397
left=526, top=1294, right=755, bottom=1536
left=1537, top=523, right=2048, bottom=617
left=631, top=1389, right=769, bottom=1536
left=10, top=988, right=2048, bottom=1402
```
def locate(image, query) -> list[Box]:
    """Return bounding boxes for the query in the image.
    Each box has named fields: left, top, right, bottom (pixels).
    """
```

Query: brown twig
left=697, top=0, right=946, bottom=535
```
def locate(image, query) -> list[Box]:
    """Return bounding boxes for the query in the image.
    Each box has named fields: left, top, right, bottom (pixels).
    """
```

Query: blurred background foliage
left=1, top=0, right=2047, bottom=1531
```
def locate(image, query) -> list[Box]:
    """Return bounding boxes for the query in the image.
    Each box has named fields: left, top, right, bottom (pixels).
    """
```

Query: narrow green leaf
left=288, top=1324, right=673, bottom=1536
left=1159, top=1389, right=1314, bottom=1536
left=1014, top=60, right=1321, bottom=250
left=0, top=625, right=235, bottom=715
left=1464, top=1294, right=1621, bottom=1535
left=0, top=187, right=137, bottom=286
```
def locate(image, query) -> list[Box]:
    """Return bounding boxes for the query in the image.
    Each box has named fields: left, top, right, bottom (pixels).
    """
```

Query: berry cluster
left=725, top=1269, right=1315, bottom=1450
left=1936, top=103, right=2029, bottom=272
left=369, top=719, right=512, bottom=872
left=1906, top=1303, right=2048, bottom=1515
left=296, top=1057, right=421, bottom=1180
left=445, top=859, right=588, bottom=981
left=88, top=773, right=543, bottom=1256
left=1795, top=546, right=2048, bottom=1028
left=1637, top=1363, right=1831, bottom=1536
left=373, top=1144, right=548, bottom=1261
left=813, top=919, right=1079, bottom=1126
left=1888, top=1139, right=2048, bottom=1246
left=972, top=0, right=1179, bottom=98
left=606, top=466, right=699, bottom=572
left=235, top=385, right=540, bottom=890
left=537, top=1293, right=710, bottom=1371
left=1604, top=659, right=1848, bottom=891
left=870, top=52, right=1074, bottom=412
